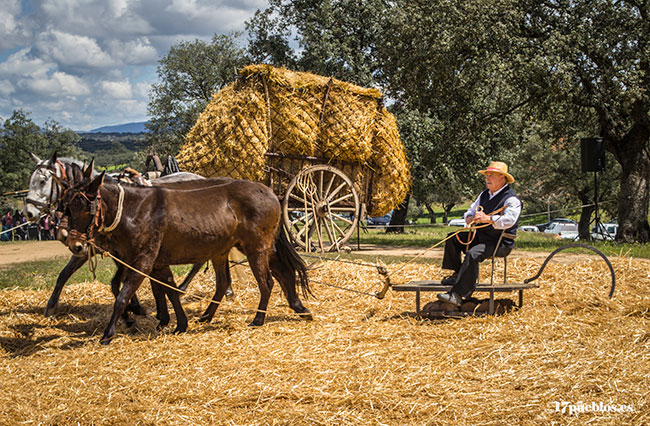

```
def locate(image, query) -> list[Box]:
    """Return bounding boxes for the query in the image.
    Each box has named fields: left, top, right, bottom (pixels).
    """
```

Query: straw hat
left=478, top=161, right=515, bottom=184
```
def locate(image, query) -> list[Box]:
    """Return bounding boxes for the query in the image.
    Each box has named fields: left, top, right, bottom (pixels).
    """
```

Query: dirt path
left=0, top=240, right=598, bottom=270
left=0, top=240, right=71, bottom=268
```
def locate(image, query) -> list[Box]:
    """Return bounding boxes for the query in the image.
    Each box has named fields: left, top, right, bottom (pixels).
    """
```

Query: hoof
left=299, top=311, right=314, bottom=321
left=124, top=317, right=136, bottom=328
left=198, top=315, right=211, bottom=323
left=173, top=326, right=187, bottom=334
left=156, top=322, right=167, bottom=331
left=128, top=305, right=148, bottom=316
left=248, top=320, right=263, bottom=327
left=44, top=307, right=56, bottom=317
left=99, top=336, right=113, bottom=345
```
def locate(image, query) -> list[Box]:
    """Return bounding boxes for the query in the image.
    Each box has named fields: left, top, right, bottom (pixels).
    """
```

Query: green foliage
left=512, top=0, right=650, bottom=242
left=147, top=33, right=248, bottom=156
left=0, top=110, right=81, bottom=194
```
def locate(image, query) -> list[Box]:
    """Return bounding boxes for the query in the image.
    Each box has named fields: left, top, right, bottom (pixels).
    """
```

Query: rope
left=98, top=184, right=124, bottom=233
left=87, top=240, right=270, bottom=315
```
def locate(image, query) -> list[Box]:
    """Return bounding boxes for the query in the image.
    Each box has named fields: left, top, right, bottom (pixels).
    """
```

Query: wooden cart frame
left=264, top=152, right=374, bottom=252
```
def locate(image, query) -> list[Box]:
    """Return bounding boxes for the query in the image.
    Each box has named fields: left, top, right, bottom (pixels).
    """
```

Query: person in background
left=437, top=161, right=522, bottom=307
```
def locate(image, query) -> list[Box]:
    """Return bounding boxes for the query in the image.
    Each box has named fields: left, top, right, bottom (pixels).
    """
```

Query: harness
left=67, top=183, right=125, bottom=242
left=25, top=160, right=68, bottom=212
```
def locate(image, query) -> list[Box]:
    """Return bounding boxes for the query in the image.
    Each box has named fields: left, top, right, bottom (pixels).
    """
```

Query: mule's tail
left=276, top=221, right=312, bottom=298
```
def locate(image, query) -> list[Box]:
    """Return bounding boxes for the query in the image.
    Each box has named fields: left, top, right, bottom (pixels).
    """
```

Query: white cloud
left=107, top=37, right=158, bottom=65
left=35, top=30, right=115, bottom=68
left=0, top=0, right=269, bottom=130
left=0, top=80, right=15, bottom=96
left=101, top=80, right=133, bottom=99
left=0, top=49, right=53, bottom=80
left=24, top=71, right=90, bottom=97
left=0, top=0, right=32, bottom=50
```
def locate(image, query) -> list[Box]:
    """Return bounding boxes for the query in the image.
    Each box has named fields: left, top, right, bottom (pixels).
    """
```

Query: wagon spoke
left=327, top=182, right=348, bottom=202
left=295, top=214, right=315, bottom=239
left=324, top=173, right=336, bottom=198
left=328, top=206, right=357, bottom=212
left=322, top=215, right=337, bottom=251
left=329, top=192, right=353, bottom=206
left=331, top=212, right=353, bottom=225
left=330, top=216, right=348, bottom=239
left=319, top=170, right=324, bottom=200
left=289, top=192, right=313, bottom=206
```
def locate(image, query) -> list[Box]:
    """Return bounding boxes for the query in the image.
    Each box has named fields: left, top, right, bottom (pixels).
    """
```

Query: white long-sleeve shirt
left=463, top=186, right=522, bottom=230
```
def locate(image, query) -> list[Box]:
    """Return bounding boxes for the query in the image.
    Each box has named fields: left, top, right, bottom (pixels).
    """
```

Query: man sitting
left=437, top=161, right=522, bottom=307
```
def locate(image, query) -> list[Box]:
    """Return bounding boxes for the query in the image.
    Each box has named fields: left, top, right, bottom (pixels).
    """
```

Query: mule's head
left=59, top=171, right=105, bottom=257
left=23, top=152, right=59, bottom=221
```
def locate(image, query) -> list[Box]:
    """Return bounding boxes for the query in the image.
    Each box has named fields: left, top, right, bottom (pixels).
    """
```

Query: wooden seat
left=392, top=280, right=539, bottom=316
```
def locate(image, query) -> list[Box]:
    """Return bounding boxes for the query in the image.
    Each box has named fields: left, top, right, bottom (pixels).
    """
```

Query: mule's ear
left=88, top=171, right=105, bottom=194
left=31, top=153, right=42, bottom=164
left=48, top=151, right=58, bottom=164
left=83, top=158, right=95, bottom=179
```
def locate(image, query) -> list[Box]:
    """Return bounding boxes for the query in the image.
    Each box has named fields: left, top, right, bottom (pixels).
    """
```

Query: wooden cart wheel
left=282, top=165, right=360, bottom=252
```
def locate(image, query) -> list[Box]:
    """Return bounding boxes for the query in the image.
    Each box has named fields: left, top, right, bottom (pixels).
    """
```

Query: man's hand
left=474, top=210, right=492, bottom=224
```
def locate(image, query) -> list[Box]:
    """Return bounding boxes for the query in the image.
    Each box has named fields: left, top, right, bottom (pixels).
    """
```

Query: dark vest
left=476, top=185, right=521, bottom=248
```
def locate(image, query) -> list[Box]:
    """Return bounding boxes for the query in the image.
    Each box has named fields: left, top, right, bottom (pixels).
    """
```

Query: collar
left=488, top=184, right=508, bottom=199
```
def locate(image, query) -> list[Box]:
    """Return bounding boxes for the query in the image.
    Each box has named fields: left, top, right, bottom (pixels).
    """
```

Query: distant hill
left=78, top=132, right=148, bottom=153
left=87, top=121, right=149, bottom=133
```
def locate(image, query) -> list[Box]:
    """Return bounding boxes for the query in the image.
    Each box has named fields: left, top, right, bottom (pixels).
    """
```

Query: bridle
left=25, top=160, right=68, bottom=213
left=67, top=183, right=125, bottom=243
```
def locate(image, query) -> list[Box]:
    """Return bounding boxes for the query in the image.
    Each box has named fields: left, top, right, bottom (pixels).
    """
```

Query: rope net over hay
left=177, top=64, right=411, bottom=216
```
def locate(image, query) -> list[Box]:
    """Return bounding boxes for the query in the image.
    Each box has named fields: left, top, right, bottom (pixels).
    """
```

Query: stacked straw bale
left=177, top=64, right=410, bottom=216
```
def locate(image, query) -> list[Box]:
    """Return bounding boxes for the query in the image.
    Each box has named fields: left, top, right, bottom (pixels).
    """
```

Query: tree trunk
left=610, top=126, right=650, bottom=243
left=424, top=202, right=436, bottom=224
left=442, top=203, right=455, bottom=224
left=387, top=193, right=410, bottom=233
left=617, top=154, right=650, bottom=242
left=577, top=199, right=595, bottom=241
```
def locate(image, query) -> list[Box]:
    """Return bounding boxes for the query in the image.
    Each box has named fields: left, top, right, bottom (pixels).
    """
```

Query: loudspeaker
left=581, top=137, right=605, bottom=172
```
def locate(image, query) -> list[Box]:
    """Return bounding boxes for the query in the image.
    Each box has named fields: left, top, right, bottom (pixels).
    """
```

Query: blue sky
left=0, top=0, right=267, bottom=131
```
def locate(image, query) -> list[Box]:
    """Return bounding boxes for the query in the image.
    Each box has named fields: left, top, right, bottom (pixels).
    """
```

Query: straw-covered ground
left=0, top=255, right=648, bottom=425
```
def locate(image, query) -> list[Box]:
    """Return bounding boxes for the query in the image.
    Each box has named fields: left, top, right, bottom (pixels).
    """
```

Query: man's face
left=485, top=172, right=506, bottom=192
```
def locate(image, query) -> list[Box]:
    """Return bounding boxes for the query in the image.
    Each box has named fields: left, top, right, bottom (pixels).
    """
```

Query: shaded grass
left=357, top=224, right=650, bottom=258
left=0, top=256, right=196, bottom=291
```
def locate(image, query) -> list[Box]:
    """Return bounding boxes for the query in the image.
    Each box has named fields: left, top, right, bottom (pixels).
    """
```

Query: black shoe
left=437, top=292, right=462, bottom=307
left=440, top=273, right=458, bottom=285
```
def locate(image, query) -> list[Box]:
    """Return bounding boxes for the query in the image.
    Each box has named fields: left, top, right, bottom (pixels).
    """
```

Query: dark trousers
left=442, top=231, right=512, bottom=298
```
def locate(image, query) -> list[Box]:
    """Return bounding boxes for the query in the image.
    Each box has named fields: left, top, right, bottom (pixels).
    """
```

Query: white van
left=591, top=223, right=618, bottom=241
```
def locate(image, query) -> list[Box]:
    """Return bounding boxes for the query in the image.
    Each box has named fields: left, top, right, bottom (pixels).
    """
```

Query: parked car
left=545, top=222, right=579, bottom=240
left=535, top=218, right=577, bottom=232
left=591, top=222, right=618, bottom=241
left=447, top=218, right=467, bottom=227
left=519, top=225, right=540, bottom=232
left=366, top=213, right=392, bottom=227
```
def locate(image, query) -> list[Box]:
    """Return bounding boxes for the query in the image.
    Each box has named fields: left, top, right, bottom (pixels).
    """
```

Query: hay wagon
left=178, top=65, right=411, bottom=252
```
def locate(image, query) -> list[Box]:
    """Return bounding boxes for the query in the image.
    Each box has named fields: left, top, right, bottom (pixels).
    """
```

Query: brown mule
left=59, top=172, right=311, bottom=344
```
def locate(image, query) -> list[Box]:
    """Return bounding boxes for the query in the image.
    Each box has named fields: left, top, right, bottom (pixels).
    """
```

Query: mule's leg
left=108, top=262, right=147, bottom=320
left=156, top=267, right=187, bottom=334
left=246, top=251, right=274, bottom=327
left=45, top=255, right=86, bottom=316
left=270, top=253, right=312, bottom=320
left=199, top=257, right=231, bottom=323
left=101, top=270, right=147, bottom=345
left=178, top=262, right=204, bottom=292
left=149, top=271, right=170, bottom=329
left=107, top=263, right=138, bottom=328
